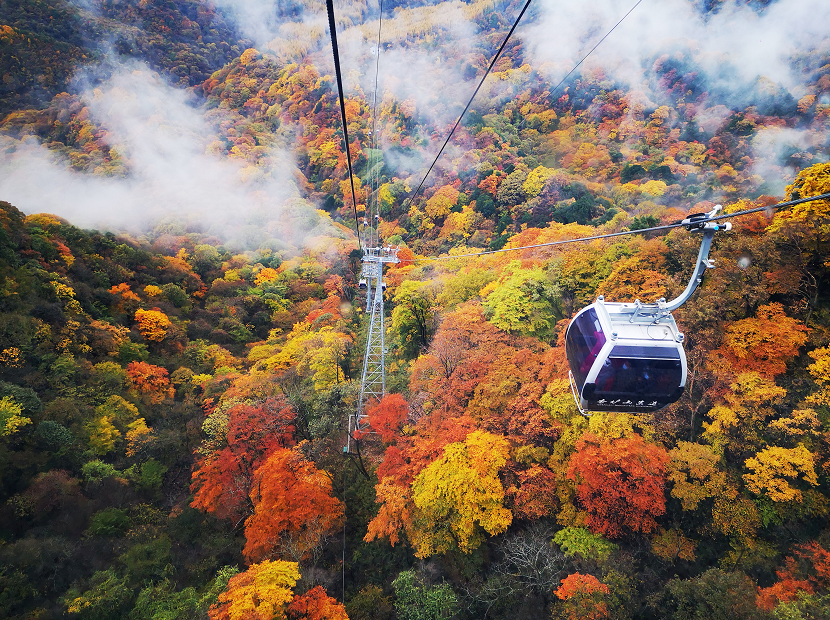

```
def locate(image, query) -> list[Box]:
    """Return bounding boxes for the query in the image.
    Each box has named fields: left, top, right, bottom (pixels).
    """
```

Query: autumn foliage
left=243, top=447, right=343, bottom=563
left=408, top=430, right=512, bottom=557
left=757, top=542, right=830, bottom=610
left=4, top=10, right=830, bottom=619
left=209, top=560, right=300, bottom=620
left=286, top=586, right=348, bottom=620
left=568, top=433, right=669, bottom=538
left=134, top=308, right=172, bottom=342
left=126, top=361, right=174, bottom=403
left=191, top=398, right=296, bottom=523
left=554, top=573, right=610, bottom=620
left=367, top=393, right=409, bottom=442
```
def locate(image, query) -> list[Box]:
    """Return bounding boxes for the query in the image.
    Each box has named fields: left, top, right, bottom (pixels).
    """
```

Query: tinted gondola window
left=566, top=308, right=606, bottom=387
left=593, top=346, right=682, bottom=400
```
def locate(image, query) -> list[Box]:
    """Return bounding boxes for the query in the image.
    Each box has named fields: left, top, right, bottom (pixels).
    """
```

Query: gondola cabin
left=565, top=206, right=731, bottom=415
left=566, top=296, right=687, bottom=414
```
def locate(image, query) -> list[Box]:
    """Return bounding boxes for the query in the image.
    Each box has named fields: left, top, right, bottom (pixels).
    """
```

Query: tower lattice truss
left=347, top=246, right=399, bottom=452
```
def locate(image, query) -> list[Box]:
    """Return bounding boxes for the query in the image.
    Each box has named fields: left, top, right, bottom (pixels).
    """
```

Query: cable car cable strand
left=417, top=191, right=830, bottom=262
left=326, top=0, right=362, bottom=251
left=401, top=0, right=534, bottom=212
left=547, top=0, right=644, bottom=102
left=369, top=0, right=385, bottom=249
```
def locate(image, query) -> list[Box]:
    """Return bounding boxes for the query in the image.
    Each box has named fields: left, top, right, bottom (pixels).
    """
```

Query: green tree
left=496, top=169, right=528, bottom=210
left=648, top=569, right=770, bottom=620
left=64, top=570, right=134, bottom=620
left=392, top=570, right=458, bottom=620
left=119, top=536, right=173, bottom=582
left=553, top=527, right=618, bottom=561
left=129, top=581, right=201, bottom=620
left=392, top=280, right=437, bottom=359
left=191, top=244, right=222, bottom=277
left=90, top=361, right=127, bottom=396
left=37, top=420, right=73, bottom=448
left=483, top=262, right=562, bottom=338
left=86, top=508, right=130, bottom=537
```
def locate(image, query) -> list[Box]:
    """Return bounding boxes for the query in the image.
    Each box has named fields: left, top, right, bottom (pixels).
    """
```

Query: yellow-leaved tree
left=768, top=162, right=830, bottom=256
left=743, top=445, right=818, bottom=503
left=135, top=308, right=172, bottom=342
left=807, top=346, right=830, bottom=408
left=0, top=396, right=31, bottom=436
left=702, top=372, right=786, bottom=455
left=666, top=441, right=726, bottom=512
left=209, top=559, right=300, bottom=620
left=767, top=162, right=830, bottom=322
left=409, top=430, right=512, bottom=557
left=85, top=395, right=153, bottom=456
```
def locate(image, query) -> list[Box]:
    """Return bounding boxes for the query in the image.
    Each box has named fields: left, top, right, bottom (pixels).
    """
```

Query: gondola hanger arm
left=659, top=205, right=731, bottom=313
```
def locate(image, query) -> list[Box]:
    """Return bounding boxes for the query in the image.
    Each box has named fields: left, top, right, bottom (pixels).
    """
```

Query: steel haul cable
left=402, top=0, right=535, bottom=211
left=369, top=0, right=385, bottom=249
left=547, top=0, right=644, bottom=102
left=417, top=192, right=830, bottom=262
left=326, top=0, right=362, bottom=251
left=402, top=0, right=646, bottom=213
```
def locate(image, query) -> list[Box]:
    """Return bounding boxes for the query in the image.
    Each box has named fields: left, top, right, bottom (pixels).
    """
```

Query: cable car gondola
left=566, top=206, right=731, bottom=416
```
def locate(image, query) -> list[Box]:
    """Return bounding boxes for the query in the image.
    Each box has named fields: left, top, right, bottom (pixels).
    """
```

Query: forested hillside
left=2, top=0, right=830, bottom=618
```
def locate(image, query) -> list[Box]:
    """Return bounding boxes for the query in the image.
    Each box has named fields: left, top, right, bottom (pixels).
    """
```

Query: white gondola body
left=566, top=297, right=687, bottom=414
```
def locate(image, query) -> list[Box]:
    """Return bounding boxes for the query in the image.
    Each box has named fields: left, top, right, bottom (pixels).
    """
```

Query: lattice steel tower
left=347, top=243, right=399, bottom=452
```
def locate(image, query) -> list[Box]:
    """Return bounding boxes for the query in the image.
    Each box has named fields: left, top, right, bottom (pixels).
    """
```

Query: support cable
left=417, top=192, right=830, bottom=262
left=326, top=0, right=362, bottom=250
left=402, top=0, right=646, bottom=213
left=402, top=0, right=534, bottom=210
left=369, top=0, right=385, bottom=249
left=546, top=0, right=644, bottom=102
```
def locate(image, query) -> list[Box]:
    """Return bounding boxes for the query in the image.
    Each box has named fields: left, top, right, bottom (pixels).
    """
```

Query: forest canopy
left=1, top=0, right=830, bottom=618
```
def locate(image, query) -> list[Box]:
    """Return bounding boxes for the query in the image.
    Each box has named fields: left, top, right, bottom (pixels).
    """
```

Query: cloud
left=0, top=62, right=345, bottom=252
left=528, top=0, right=830, bottom=94
left=750, top=125, right=829, bottom=194
left=518, top=0, right=830, bottom=189
left=523, top=0, right=830, bottom=100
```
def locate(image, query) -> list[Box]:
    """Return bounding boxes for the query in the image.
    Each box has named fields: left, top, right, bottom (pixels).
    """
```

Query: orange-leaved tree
left=409, top=301, right=509, bottom=417
left=757, top=541, right=830, bottom=610
left=708, top=303, right=808, bottom=378
left=286, top=586, right=348, bottom=620
left=595, top=239, right=669, bottom=303
left=363, top=413, right=476, bottom=548
left=367, top=394, right=409, bottom=443
left=567, top=433, right=669, bottom=538
left=109, top=283, right=140, bottom=312
left=126, top=361, right=174, bottom=404
left=507, top=463, right=559, bottom=520
left=243, top=446, right=343, bottom=563
left=554, top=572, right=610, bottom=620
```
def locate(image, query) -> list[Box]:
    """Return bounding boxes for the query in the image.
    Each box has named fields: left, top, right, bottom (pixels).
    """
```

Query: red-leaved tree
left=367, top=394, right=409, bottom=443
left=287, top=586, right=348, bottom=620
left=757, top=541, right=830, bottom=610
left=567, top=433, right=669, bottom=538
left=191, top=398, right=296, bottom=524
